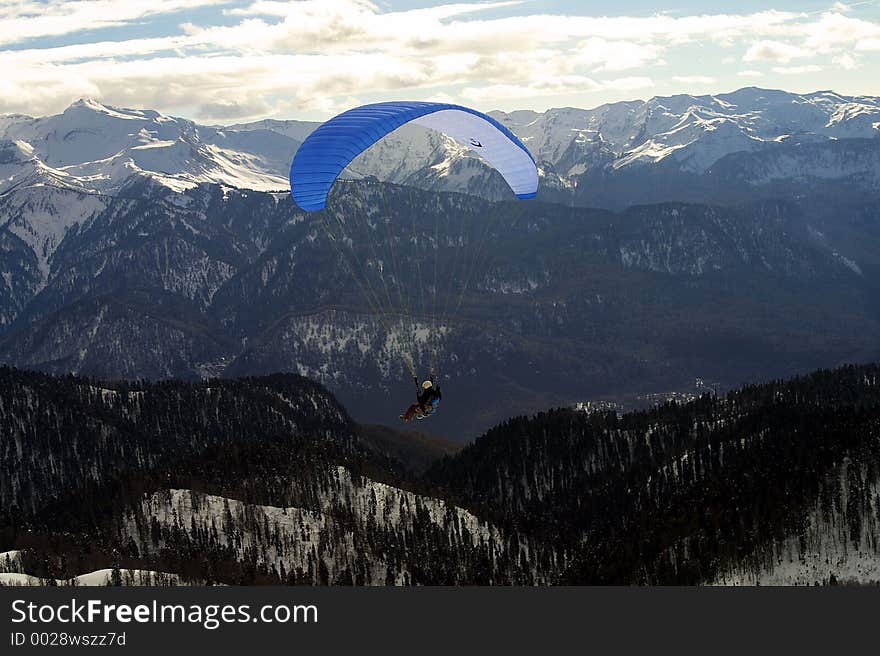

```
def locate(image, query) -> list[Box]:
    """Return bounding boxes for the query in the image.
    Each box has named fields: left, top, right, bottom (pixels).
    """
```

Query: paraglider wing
left=290, top=101, right=537, bottom=211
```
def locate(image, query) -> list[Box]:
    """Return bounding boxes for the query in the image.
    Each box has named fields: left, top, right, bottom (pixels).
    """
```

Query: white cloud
left=832, top=53, right=859, bottom=69
left=672, top=75, right=716, bottom=85
left=0, top=67, right=101, bottom=115
left=800, top=12, right=880, bottom=52
left=1, top=36, right=196, bottom=65
left=736, top=69, right=764, bottom=77
left=603, top=76, right=655, bottom=91
left=1, top=3, right=879, bottom=119
left=178, top=5, right=805, bottom=58
left=743, top=40, right=812, bottom=63
left=572, top=38, right=663, bottom=72
left=461, top=78, right=599, bottom=103
left=772, top=64, right=823, bottom=74
left=0, top=0, right=231, bottom=46
left=856, top=37, right=880, bottom=51
left=460, top=75, right=653, bottom=103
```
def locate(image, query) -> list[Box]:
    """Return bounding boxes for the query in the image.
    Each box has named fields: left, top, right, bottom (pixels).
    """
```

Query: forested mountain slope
left=426, top=363, right=880, bottom=584
left=0, top=367, right=550, bottom=585
left=2, top=179, right=878, bottom=437
left=2, top=364, right=879, bottom=585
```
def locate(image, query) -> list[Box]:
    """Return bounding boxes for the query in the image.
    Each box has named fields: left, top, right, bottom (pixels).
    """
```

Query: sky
left=2, top=0, right=880, bottom=123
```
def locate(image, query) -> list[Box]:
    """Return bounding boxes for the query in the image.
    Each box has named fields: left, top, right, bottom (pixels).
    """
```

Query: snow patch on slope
left=0, top=569, right=186, bottom=586
left=1, top=186, right=108, bottom=283
left=711, top=469, right=880, bottom=585
left=128, top=465, right=535, bottom=585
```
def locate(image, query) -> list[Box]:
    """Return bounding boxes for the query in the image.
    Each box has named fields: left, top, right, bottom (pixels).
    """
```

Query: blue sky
left=2, top=1, right=880, bottom=122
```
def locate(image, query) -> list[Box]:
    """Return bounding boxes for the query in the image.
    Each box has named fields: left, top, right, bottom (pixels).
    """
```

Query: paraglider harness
left=413, top=375, right=441, bottom=420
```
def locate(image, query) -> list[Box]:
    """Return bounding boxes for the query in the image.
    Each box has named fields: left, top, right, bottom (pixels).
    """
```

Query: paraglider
left=290, top=101, right=538, bottom=211
left=400, top=377, right=442, bottom=422
left=289, top=101, right=537, bottom=422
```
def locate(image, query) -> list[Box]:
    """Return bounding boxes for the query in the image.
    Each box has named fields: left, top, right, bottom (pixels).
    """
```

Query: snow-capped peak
left=1, top=99, right=295, bottom=196
left=3, top=88, right=880, bottom=200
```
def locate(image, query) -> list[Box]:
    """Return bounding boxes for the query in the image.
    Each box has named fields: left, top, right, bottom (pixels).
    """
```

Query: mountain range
left=0, top=88, right=879, bottom=437
left=2, top=88, right=879, bottom=203
left=1, top=88, right=880, bottom=586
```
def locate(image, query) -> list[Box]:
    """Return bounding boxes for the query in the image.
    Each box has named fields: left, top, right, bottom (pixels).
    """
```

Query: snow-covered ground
left=0, top=569, right=185, bottom=586
left=127, top=465, right=551, bottom=585
left=711, top=469, right=880, bottom=585
left=2, top=545, right=186, bottom=586
left=0, top=185, right=109, bottom=285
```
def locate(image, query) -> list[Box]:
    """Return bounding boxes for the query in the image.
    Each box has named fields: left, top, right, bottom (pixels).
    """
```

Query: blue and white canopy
left=290, top=101, right=538, bottom=211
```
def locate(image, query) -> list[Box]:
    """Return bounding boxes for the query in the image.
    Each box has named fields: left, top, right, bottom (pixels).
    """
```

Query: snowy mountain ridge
left=2, top=88, right=879, bottom=202
left=0, top=98, right=296, bottom=196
